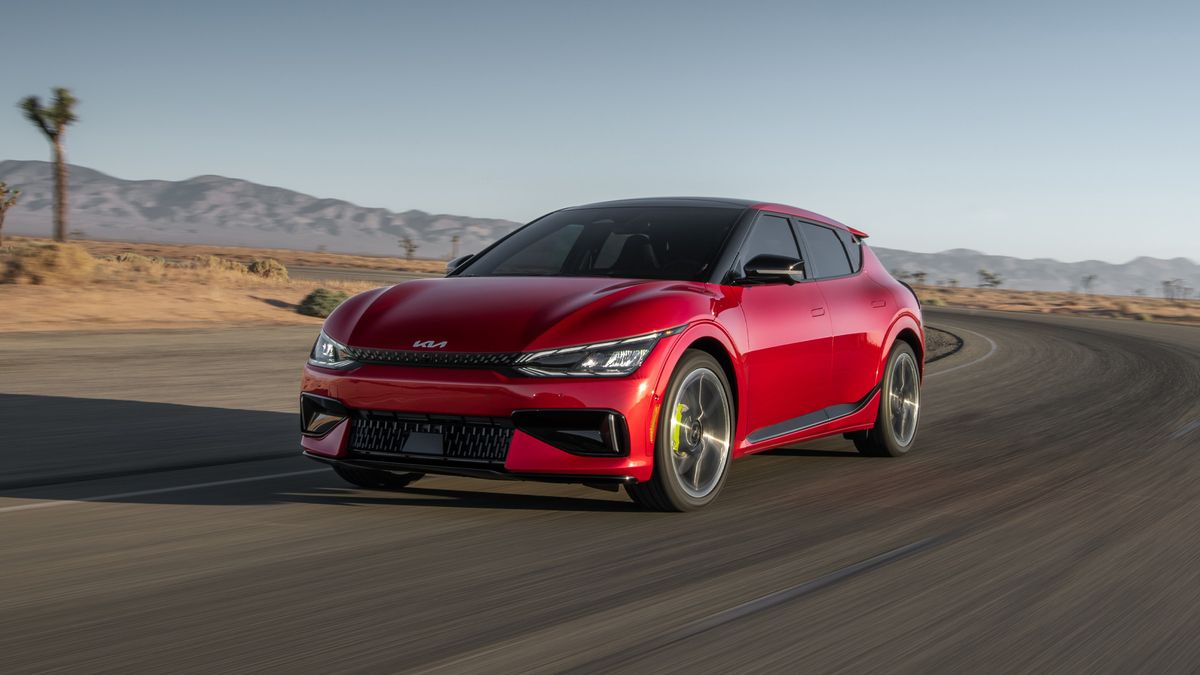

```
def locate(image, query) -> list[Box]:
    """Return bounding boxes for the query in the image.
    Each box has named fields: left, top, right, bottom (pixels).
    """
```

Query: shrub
left=114, top=252, right=161, bottom=264
left=298, top=288, right=349, bottom=317
left=3, top=242, right=96, bottom=284
left=925, top=297, right=946, bottom=307
left=112, top=252, right=166, bottom=271
left=192, top=255, right=248, bottom=274
left=248, top=258, right=288, bottom=281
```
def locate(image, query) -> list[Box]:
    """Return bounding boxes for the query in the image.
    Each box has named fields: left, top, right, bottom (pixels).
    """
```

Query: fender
left=877, top=310, right=925, bottom=384
left=647, top=319, right=746, bottom=450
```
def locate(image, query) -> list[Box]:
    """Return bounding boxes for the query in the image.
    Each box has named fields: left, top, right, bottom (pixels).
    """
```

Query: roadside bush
left=192, top=255, right=248, bottom=274
left=3, top=242, right=96, bottom=284
left=111, top=252, right=166, bottom=272
left=298, top=288, right=349, bottom=317
left=924, top=297, right=946, bottom=307
left=248, top=258, right=289, bottom=281
left=114, top=252, right=164, bottom=264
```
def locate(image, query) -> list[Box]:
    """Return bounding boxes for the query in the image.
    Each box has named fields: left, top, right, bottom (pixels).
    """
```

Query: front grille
left=341, top=346, right=519, bottom=369
left=348, top=411, right=514, bottom=463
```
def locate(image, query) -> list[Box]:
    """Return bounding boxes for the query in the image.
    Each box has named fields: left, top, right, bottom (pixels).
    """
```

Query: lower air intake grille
left=348, top=412, right=514, bottom=463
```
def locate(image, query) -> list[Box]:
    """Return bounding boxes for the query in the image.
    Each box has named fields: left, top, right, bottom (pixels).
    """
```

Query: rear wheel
left=333, top=464, right=424, bottom=490
left=854, top=342, right=921, bottom=457
left=628, top=351, right=733, bottom=511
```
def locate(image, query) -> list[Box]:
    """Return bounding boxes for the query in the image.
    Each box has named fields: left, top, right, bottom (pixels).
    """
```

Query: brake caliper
left=671, top=403, right=690, bottom=455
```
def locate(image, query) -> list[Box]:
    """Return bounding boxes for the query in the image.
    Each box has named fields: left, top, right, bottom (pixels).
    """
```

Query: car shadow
left=0, top=393, right=634, bottom=511
left=281, top=485, right=638, bottom=512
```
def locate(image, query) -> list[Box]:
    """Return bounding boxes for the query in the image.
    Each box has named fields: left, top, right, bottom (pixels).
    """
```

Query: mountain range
left=0, top=160, right=520, bottom=260
left=2, top=159, right=1196, bottom=296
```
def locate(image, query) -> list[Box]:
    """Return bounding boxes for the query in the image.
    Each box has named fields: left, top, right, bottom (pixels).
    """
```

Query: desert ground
left=1, top=236, right=1197, bottom=332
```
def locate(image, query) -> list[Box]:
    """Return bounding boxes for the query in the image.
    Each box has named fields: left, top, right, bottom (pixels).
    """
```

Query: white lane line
left=0, top=468, right=327, bottom=514
left=926, top=327, right=999, bottom=379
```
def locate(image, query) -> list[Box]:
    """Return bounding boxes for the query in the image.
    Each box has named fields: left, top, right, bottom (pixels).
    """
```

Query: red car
left=301, top=198, right=923, bottom=510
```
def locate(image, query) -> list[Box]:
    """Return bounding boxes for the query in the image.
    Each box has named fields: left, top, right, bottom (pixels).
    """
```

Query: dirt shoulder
left=0, top=240, right=379, bottom=332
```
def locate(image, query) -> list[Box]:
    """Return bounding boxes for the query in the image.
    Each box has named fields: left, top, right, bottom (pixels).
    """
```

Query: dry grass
left=9, top=235, right=447, bottom=274
left=3, top=242, right=97, bottom=284
left=0, top=240, right=378, bottom=332
left=917, top=285, right=1200, bottom=325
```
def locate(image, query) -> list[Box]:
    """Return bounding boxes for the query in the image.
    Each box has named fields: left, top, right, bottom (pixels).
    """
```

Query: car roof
left=566, top=197, right=868, bottom=238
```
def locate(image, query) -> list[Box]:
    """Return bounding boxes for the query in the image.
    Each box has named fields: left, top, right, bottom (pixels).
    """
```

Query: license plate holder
left=402, top=431, right=444, bottom=456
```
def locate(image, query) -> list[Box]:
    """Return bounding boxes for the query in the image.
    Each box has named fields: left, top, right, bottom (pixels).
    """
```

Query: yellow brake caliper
left=671, top=403, right=689, bottom=454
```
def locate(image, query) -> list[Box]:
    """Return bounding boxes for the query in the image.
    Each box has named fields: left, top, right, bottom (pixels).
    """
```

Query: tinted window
left=738, top=214, right=801, bottom=267
left=799, top=222, right=853, bottom=278
left=488, top=223, right=583, bottom=276
left=460, top=206, right=742, bottom=281
left=834, top=228, right=862, bottom=272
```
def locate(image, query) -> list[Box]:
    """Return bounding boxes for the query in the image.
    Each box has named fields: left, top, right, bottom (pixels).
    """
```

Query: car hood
left=323, top=276, right=714, bottom=353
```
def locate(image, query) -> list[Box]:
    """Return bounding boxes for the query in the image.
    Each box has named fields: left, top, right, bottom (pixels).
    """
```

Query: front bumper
left=299, top=342, right=675, bottom=483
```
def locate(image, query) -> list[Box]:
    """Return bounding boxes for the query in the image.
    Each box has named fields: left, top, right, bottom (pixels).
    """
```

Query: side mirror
left=742, top=254, right=806, bottom=284
left=446, top=254, right=474, bottom=275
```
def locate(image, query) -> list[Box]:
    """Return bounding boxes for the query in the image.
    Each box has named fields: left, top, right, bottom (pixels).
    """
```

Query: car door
left=794, top=220, right=879, bottom=408
left=734, top=213, right=833, bottom=444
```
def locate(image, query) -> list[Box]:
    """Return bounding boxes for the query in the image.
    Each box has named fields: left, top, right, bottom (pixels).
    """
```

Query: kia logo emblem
left=413, top=340, right=448, bottom=349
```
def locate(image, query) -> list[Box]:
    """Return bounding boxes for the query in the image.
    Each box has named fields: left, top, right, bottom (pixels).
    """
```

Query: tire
left=854, top=341, right=921, bottom=457
left=333, top=464, right=424, bottom=490
left=627, top=351, right=734, bottom=511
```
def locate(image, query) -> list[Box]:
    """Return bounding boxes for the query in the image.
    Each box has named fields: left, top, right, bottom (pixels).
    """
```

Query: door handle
left=811, top=307, right=826, bottom=317
left=871, top=299, right=887, bottom=308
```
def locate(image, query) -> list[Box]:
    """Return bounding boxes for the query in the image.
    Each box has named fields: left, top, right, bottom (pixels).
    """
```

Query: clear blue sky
left=3, top=0, right=1197, bottom=262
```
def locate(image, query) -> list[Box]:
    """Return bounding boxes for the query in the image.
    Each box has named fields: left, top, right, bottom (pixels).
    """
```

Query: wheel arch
left=879, top=313, right=926, bottom=381
left=683, top=336, right=740, bottom=422
left=653, top=322, right=745, bottom=438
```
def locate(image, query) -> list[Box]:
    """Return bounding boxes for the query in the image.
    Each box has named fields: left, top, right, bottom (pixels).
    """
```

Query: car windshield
left=457, top=206, right=744, bottom=281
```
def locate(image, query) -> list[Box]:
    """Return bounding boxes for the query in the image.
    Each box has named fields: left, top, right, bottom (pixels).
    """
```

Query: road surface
left=2, top=309, right=1198, bottom=673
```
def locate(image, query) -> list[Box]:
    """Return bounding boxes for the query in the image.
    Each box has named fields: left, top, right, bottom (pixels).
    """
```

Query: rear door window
left=834, top=228, right=862, bottom=272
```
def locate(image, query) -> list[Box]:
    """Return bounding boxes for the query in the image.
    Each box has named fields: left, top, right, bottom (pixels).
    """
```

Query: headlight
left=309, top=332, right=357, bottom=369
left=515, top=326, right=684, bottom=377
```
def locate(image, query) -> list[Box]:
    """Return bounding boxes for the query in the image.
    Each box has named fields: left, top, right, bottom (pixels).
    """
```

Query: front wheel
left=627, top=351, right=734, bottom=511
left=333, top=464, right=424, bottom=490
left=854, top=342, right=921, bottom=457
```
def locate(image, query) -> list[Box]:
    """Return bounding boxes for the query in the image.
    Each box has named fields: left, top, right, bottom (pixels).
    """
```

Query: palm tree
left=0, top=181, right=20, bottom=246
left=20, top=87, right=78, bottom=242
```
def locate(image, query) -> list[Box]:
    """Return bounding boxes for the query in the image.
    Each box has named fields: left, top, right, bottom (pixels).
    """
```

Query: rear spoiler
left=845, top=225, right=869, bottom=238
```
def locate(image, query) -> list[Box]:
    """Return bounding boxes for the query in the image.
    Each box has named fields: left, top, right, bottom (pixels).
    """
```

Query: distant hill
left=872, top=247, right=1198, bottom=297
left=2, top=159, right=1195, bottom=296
left=0, top=160, right=521, bottom=259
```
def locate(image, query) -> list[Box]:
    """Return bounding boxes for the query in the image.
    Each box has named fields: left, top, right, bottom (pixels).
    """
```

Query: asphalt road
left=2, top=309, right=1199, bottom=673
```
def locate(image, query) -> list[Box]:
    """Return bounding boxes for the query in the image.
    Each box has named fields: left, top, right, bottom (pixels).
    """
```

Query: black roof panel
left=565, top=196, right=760, bottom=210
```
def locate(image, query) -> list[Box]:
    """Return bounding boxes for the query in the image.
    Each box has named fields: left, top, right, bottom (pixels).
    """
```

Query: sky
left=2, top=0, right=1197, bottom=262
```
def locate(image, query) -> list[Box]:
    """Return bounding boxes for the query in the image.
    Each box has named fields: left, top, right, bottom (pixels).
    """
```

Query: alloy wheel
left=668, top=367, right=732, bottom=499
